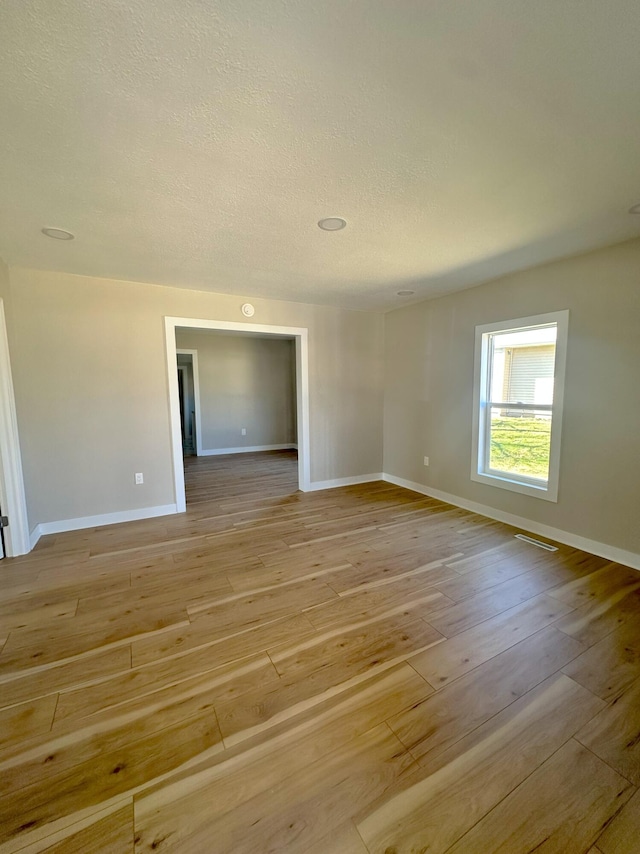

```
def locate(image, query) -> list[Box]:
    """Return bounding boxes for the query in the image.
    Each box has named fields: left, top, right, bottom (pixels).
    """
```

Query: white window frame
left=471, top=310, right=569, bottom=502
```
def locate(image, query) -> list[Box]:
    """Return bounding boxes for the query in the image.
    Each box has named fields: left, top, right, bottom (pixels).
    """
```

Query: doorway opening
left=176, top=350, right=199, bottom=457
left=165, top=317, right=311, bottom=513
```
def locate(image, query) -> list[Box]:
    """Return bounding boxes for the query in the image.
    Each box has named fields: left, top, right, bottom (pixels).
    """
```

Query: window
left=471, top=310, right=569, bottom=501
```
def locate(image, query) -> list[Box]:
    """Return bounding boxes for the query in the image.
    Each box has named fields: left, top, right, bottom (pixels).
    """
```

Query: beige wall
left=0, top=258, right=9, bottom=296
left=174, top=331, right=296, bottom=451
left=9, top=268, right=384, bottom=527
left=383, top=238, right=640, bottom=555
left=0, top=258, right=12, bottom=338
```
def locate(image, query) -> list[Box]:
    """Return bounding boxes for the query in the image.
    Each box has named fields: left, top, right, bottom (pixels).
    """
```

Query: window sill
left=471, top=470, right=558, bottom=502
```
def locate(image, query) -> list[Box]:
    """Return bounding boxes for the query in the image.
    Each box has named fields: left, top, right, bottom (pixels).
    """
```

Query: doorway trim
left=176, top=349, right=203, bottom=455
left=0, top=299, right=30, bottom=555
left=165, top=316, right=311, bottom=512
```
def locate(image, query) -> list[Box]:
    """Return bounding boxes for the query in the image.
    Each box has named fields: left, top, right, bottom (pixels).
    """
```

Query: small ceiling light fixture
left=241, top=303, right=255, bottom=317
left=396, top=290, right=415, bottom=296
left=628, top=203, right=640, bottom=214
left=318, top=217, right=347, bottom=231
left=41, top=227, right=74, bottom=240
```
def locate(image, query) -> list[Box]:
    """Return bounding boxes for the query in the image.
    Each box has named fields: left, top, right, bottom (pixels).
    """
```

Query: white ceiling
left=1, top=0, right=640, bottom=311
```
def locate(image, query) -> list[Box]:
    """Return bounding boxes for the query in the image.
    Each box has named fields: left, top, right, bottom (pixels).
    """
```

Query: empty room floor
left=0, top=450, right=639, bottom=853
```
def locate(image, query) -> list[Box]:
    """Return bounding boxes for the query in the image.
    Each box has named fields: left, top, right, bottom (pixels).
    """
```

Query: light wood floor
left=1, top=450, right=639, bottom=853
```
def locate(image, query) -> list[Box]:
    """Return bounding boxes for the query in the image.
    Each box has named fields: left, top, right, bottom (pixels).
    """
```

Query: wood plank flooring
left=0, top=450, right=639, bottom=853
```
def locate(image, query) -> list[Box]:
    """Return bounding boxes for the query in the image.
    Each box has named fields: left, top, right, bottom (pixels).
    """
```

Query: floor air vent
left=514, top=533, right=558, bottom=551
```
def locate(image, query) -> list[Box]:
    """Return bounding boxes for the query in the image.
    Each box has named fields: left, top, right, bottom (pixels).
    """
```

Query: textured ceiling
left=1, top=0, right=640, bottom=311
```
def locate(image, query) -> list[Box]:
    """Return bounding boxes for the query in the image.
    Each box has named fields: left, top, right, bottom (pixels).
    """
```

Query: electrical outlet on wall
left=135, top=473, right=144, bottom=484
left=423, top=456, right=430, bottom=466
left=241, top=428, right=247, bottom=436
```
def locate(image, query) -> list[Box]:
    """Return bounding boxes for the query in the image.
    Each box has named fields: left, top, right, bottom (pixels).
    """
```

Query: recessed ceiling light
left=41, top=227, right=74, bottom=240
left=318, top=217, right=347, bottom=231
left=396, top=290, right=415, bottom=296
left=629, top=203, right=640, bottom=215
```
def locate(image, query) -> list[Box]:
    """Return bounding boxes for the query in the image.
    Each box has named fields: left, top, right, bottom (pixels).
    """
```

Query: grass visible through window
left=489, top=416, right=551, bottom=480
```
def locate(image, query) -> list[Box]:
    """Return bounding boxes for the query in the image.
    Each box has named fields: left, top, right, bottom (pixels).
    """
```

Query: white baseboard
left=307, top=473, right=384, bottom=492
left=382, top=473, right=640, bottom=572
left=30, top=504, right=179, bottom=544
left=199, top=443, right=297, bottom=457
left=27, top=472, right=638, bottom=573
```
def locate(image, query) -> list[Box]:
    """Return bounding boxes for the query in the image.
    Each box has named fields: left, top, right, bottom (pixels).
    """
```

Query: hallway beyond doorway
left=184, top=449, right=299, bottom=506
